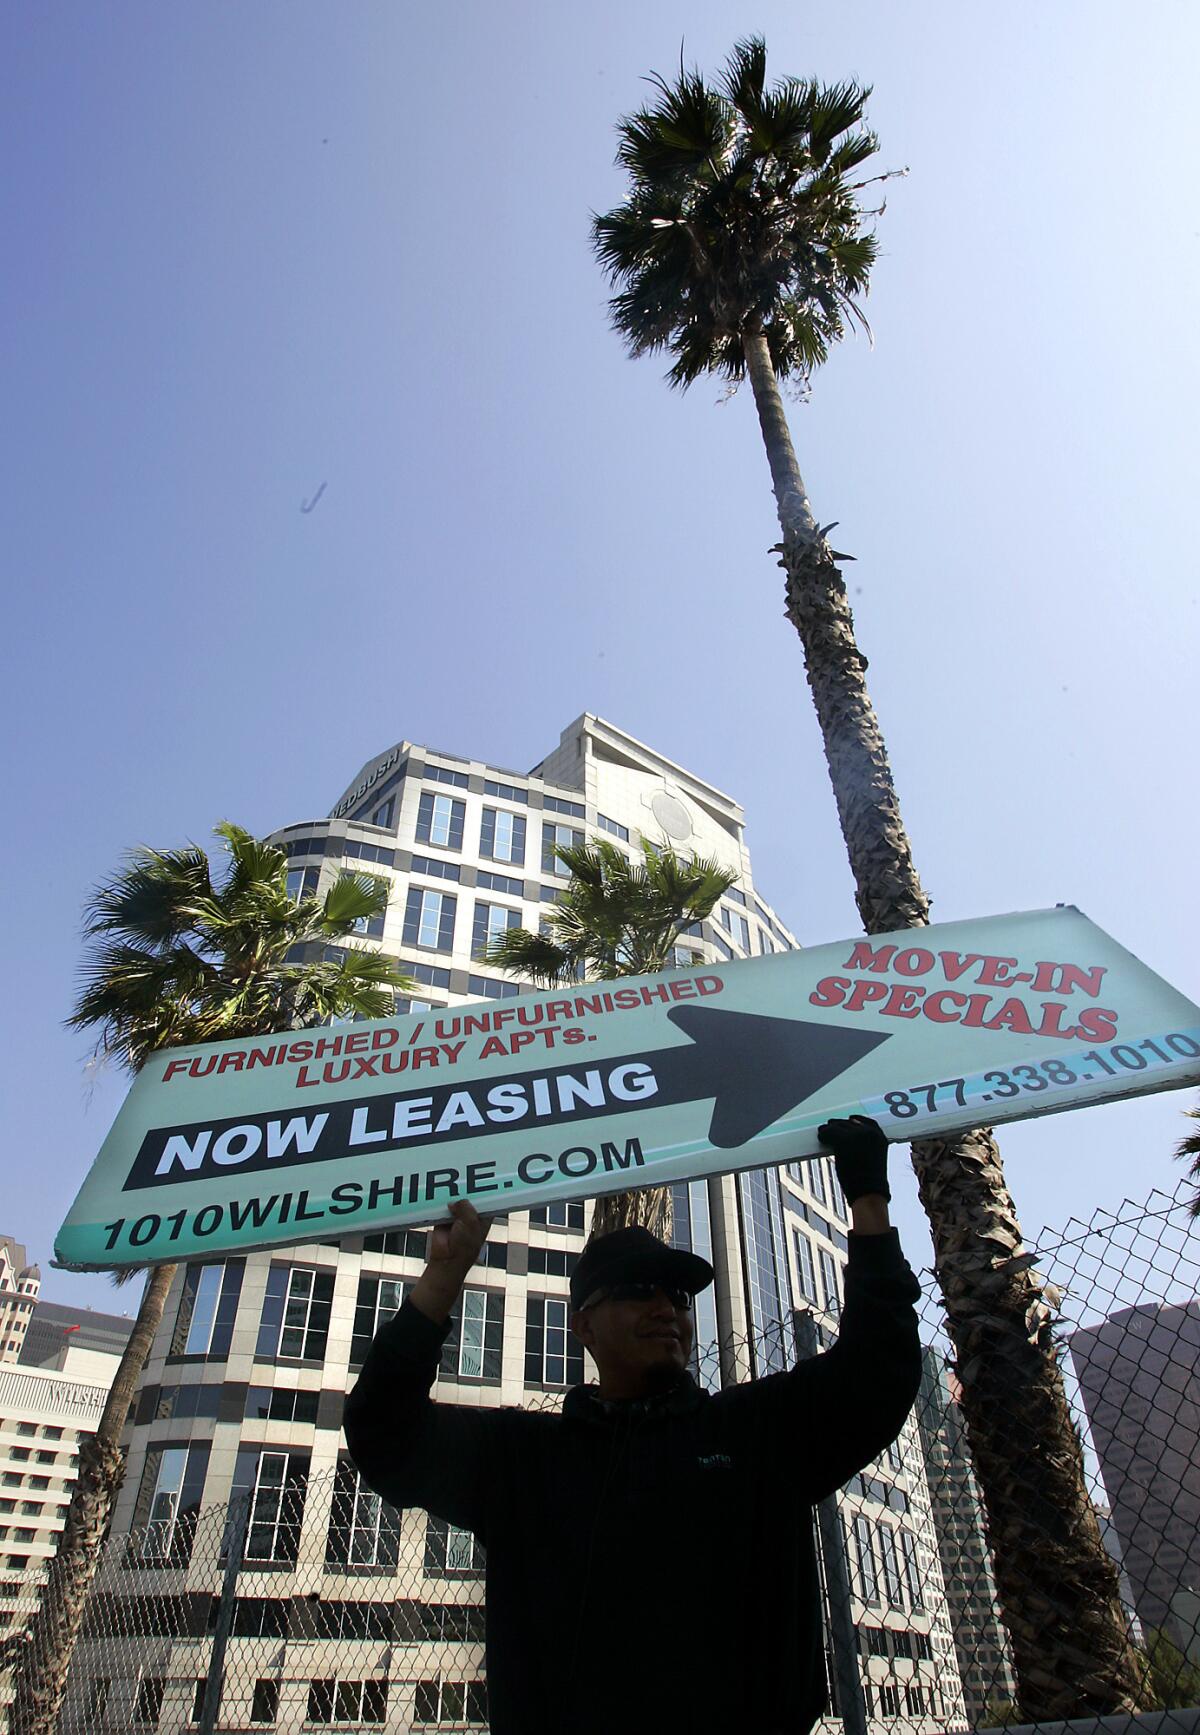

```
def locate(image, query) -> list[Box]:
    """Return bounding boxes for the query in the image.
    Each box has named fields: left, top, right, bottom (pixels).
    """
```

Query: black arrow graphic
left=124, top=1007, right=891, bottom=1192
left=664, top=1005, right=890, bottom=1147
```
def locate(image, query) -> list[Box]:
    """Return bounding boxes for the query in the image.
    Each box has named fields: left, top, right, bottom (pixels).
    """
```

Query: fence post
left=795, top=1310, right=869, bottom=1735
left=197, top=1493, right=249, bottom=1735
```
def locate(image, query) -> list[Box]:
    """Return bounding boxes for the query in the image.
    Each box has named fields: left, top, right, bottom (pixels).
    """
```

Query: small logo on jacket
left=697, top=1452, right=733, bottom=1470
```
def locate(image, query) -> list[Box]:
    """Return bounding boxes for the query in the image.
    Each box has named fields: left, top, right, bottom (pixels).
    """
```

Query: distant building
left=20, top=1300, right=135, bottom=1374
left=0, top=1331, right=125, bottom=1723
left=0, top=1237, right=42, bottom=1367
left=915, top=1346, right=1017, bottom=1724
left=1070, top=1301, right=1200, bottom=1654
left=1093, top=1500, right=1144, bottom=1645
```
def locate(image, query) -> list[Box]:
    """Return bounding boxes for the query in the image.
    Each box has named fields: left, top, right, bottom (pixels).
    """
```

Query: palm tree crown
left=483, top=835, right=738, bottom=1239
left=482, top=836, right=737, bottom=987
left=70, top=821, right=409, bottom=1071
left=592, top=36, right=890, bottom=389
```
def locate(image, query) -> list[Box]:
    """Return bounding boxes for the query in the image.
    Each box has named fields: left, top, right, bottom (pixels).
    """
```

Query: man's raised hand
left=428, top=1198, right=490, bottom=1270
left=816, top=1114, right=891, bottom=1206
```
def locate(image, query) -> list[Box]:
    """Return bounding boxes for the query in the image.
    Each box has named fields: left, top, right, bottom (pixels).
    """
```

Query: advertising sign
left=55, top=906, right=1200, bottom=1270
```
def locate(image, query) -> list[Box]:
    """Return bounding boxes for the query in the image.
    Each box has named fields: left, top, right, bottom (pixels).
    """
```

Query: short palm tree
left=483, top=836, right=736, bottom=1236
left=11, top=823, right=411, bottom=1735
left=593, top=38, right=1143, bottom=1719
left=1177, top=1105, right=1200, bottom=1217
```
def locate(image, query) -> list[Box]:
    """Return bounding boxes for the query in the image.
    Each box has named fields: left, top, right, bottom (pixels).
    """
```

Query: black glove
left=816, top=1114, right=891, bottom=1205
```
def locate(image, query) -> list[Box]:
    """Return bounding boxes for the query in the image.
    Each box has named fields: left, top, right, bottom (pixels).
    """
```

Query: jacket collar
left=562, top=1371, right=702, bottom=1425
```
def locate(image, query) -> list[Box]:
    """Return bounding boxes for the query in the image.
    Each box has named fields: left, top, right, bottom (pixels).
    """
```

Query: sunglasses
left=583, top=1280, right=693, bottom=1312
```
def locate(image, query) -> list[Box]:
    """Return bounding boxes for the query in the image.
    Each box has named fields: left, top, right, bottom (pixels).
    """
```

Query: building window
left=483, top=778, right=527, bottom=803
left=863, top=1624, right=889, bottom=1658
left=86, top=1679, right=111, bottom=1722
left=370, top=796, right=394, bottom=829
left=476, top=868, right=522, bottom=896
left=879, top=1684, right=900, bottom=1717
left=542, top=795, right=584, bottom=818
left=472, top=900, right=520, bottom=958
left=249, top=1680, right=279, bottom=1723
left=325, top=1457, right=402, bottom=1571
left=413, top=1680, right=488, bottom=1727
left=542, top=822, right=583, bottom=876
left=15, top=1424, right=34, bottom=1438
left=424, top=1514, right=485, bottom=1579
left=172, top=1260, right=245, bottom=1358
left=760, top=929, right=775, bottom=954
left=529, top=1200, right=585, bottom=1231
left=243, top=1386, right=320, bottom=1426
left=596, top=813, right=629, bottom=841
left=525, top=1297, right=583, bottom=1387
left=852, top=1515, right=879, bottom=1605
left=351, top=1275, right=406, bottom=1365
left=236, top=1449, right=310, bottom=1566
left=720, top=906, right=751, bottom=950
left=828, top=1163, right=848, bottom=1221
left=792, top=1230, right=818, bottom=1305
left=257, top=1267, right=335, bottom=1361
left=403, top=886, right=456, bottom=953
left=415, top=792, right=465, bottom=851
left=423, top=763, right=469, bottom=788
left=307, top=1679, right=388, bottom=1726
left=480, top=807, right=526, bottom=865
left=900, top=1528, right=924, bottom=1609
left=133, top=1676, right=165, bottom=1724
left=738, top=1167, right=790, bottom=1376
left=339, top=871, right=387, bottom=939
left=286, top=864, right=321, bottom=902
left=818, top=1249, right=841, bottom=1320
left=410, top=853, right=461, bottom=882
left=808, top=1157, right=828, bottom=1207
left=711, top=929, right=733, bottom=960
left=905, top=1684, right=927, bottom=1716
left=440, top=1289, right=504, bottom=1382
left=878, top=1524, right=904, bottom=1607
left=130, top=1445, right=211, bottom=1567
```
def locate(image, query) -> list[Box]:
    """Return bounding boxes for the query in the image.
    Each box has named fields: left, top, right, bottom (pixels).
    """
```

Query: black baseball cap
left=569, top=1225, right=715, bottom=1312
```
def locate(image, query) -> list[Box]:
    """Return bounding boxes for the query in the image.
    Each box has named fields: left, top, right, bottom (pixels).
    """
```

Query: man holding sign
left=345, top=1116, right=920, bottom=1735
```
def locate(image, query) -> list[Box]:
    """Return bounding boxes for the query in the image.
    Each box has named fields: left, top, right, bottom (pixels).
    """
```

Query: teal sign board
left=56, top=907, right=1200, bottom=1270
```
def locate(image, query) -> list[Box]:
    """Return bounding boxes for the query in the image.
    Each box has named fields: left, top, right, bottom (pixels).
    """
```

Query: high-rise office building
left=1070, top=1300, right=1200, bottom=1654
left=60, top=715, right=961, bottom=1732
left=915, top=1346, right=1016, bottom=1724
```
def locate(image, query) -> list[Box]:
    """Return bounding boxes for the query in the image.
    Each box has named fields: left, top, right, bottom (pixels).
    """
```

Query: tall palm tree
left=10, top=823, right=411, bottom=1735
left=484, top=835, right=736, bottom=1236
left=592, top=39, right=1144, bottom=1719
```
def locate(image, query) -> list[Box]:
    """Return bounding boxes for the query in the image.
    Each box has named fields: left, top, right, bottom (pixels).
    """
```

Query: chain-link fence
left=3, top=1181, right=1198, bottom=1733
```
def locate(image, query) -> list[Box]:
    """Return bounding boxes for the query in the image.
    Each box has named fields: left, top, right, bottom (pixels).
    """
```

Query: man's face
left=572, top=1278, right=695, bottom=1387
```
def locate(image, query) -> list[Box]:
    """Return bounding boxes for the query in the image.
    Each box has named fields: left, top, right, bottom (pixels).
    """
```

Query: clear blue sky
left=3, top=1, right=1198, bottom=1313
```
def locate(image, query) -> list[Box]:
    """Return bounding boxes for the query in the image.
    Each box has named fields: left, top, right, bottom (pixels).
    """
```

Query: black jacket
left=344, top=1228, right=921, bottom=1735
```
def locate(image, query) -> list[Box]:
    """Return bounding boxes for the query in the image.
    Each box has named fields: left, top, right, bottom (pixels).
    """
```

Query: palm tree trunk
left=742, top=329, right=1144, bottom=1719
left=591, top=1186, right=672, bottom=1240
left=9, top=1261, right=178, bottom=1735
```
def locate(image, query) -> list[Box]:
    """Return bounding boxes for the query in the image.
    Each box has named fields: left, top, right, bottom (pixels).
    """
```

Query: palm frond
left=1176, top=1107, right=1200, bottom=1219
left=81, top=845, right=214, bottom=945
left=481, top=929, right=573, bottom=992
left=319, top=872, right=390, bottom=930
left=593, top=41, right=891, bottom=393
